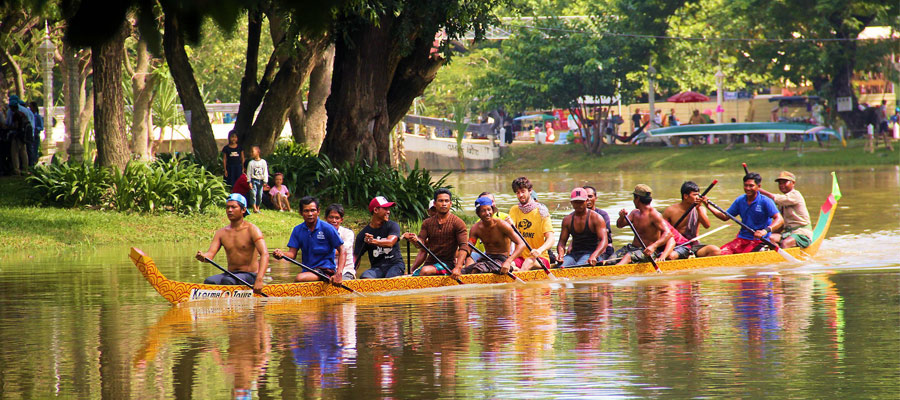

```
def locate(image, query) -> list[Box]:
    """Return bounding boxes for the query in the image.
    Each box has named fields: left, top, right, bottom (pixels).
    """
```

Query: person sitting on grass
left=269, top=172, right=291, bottom=212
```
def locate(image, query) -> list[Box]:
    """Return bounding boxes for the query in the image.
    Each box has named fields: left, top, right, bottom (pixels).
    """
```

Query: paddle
left=406, top=241, right=411, bottom=275
left=200, top=256, right=268, bottom=297
left=622, top=215, right=662, bottom=273
left=671, top=179, right=718, bottom=230
left=510, top=224, right=557, bottom=280
left=742, top=163, right=749, bottom=175
left=409, top=238, right=464, bottom=285
left=467, top=243, right=527, bottom=284
left=277, top=254, right=363, bottom=295
left=673, top=224, right=731, bottom=249
left=705, top=199, right=799, bottom=263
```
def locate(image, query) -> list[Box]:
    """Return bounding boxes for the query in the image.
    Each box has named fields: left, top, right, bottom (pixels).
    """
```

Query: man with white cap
left=356, top=196, right=406, bottom=279
left=196, top=193, right=269, bottom=292
left=759, top=171, right=812, bottom=248
left=557, top=187, right=608, bottom=267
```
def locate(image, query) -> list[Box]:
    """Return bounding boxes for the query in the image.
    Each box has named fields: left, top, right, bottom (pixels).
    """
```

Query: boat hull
left=132, top=174, right=839, bottom=305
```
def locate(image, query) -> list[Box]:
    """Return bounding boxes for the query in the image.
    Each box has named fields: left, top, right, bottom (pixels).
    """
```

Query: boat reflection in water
left=130, top=272, right=873, bottom=398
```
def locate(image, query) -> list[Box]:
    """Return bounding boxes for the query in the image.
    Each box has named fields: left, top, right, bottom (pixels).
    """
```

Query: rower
left=759, top=171, right=812, bottom=249
left=508, top=176, right=554, bottom=271
left=195, top=193, right=269, bottom=293
left=356, top=196, right=406, bottom=279
left=708, top=173, right=784, bottom=255
left=582, top=185, right=614, bottom=260
left=463, top=197, right=525, bottom=274
left=614, top=184, right=675, bottom=265
left=402, top=188, right=469, bottom=279
left=273, top=196, right=347, bottom=284
left=557, top=187, right=608, bottom=267
left=662, top=181, right=722, bottom=259
left=469, top=191, right=514, bottom=264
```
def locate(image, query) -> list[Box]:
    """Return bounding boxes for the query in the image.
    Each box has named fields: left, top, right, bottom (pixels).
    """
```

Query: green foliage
left=27, top=160, right=111, bottom=207
left=28, top=155, right=227, bottom=214
left=266, top=143, right=455, bottom=221
left=475, top=17, right=643, bottom=114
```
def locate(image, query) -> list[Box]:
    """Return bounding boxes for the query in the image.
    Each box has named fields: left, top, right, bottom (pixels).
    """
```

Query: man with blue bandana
left=196, top=193, right=269, bottom=292
left=463, top=196, right=525, bottom=274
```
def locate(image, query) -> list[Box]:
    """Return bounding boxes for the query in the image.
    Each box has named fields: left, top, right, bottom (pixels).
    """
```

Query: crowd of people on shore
left=196, top=170, right=814, bottom=293
left=0, top=95, right=44, bottom=176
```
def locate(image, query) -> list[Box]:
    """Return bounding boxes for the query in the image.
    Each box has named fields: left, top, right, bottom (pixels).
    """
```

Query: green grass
left=497, top=138, right=900, bottom=172
left=0, top=177, right=375, bottom=255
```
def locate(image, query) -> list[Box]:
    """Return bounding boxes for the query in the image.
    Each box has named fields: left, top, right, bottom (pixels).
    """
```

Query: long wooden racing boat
left=132, top=173, right=841, bottom=305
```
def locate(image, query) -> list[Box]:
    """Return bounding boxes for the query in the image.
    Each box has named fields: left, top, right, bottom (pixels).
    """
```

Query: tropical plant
left=28, top=160, right=111, bottom=208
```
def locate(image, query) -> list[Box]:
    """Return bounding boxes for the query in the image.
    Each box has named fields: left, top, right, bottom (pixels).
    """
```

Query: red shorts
left=514, top=257, right=551, bottom=269
left=720, top=237, right=763, bottom=255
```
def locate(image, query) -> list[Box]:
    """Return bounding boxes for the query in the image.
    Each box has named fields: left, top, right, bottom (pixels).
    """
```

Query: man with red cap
left=557, top=187, right=608, bottom=267
left=356, top=196, right=406, bottom=279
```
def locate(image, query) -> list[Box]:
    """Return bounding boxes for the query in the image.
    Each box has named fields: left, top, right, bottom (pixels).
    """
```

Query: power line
left=509, top=22, right=896, bottom=43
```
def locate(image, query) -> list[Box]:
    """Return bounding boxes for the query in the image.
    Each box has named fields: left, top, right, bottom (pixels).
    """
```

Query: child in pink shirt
left=269, top=173, right=291, bottom=212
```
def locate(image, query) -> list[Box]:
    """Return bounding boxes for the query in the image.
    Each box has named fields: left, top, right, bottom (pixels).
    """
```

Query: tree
left=475, top=18, right=643, bottom=154
left=321, top=0, right=507, bottom=165
left=715, top=0, right=899, bottom=130
left=124, top=28, right=161, bottom=161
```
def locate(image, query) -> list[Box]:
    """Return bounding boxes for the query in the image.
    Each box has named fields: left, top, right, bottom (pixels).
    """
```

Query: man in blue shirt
left=274, top=196, right=347, bottom=284
left=706, top=172, right=784, bottom=255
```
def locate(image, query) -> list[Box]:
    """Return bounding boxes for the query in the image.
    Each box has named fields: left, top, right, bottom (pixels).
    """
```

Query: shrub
left=28, top=160, right=111, bottom=208
left=29, top=154, right=227, bottom=214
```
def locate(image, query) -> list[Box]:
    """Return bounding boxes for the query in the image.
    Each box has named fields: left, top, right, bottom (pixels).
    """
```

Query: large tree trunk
left=233, top=9, right=275, bottom=145
left=91, top=21, right=130, bottom=170
left=127, top=38, right=157, bottom=162
left=323, top=12, right=445, bottom=165
left=162, top=11, right=217, bottom=164
left=245, top=35, right=327, bottom=155
left=289, top=44, right=335, bottom=153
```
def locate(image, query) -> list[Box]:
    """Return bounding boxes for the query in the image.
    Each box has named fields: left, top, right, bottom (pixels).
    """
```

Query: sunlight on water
left=0, top=166, right=897, bottom=398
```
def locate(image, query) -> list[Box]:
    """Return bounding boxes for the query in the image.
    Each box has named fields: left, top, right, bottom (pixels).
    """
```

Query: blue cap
left=474, top=196, right=493, bottom=211
left=226, top=193, right=250, bottom=216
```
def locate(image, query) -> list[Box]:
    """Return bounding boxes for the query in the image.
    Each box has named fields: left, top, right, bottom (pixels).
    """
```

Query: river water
left=1, top=166, right=898, bottom=398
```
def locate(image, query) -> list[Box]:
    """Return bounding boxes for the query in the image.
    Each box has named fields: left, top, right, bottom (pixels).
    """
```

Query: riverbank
left=497, top=138, right=899, bottom=171
left=0, top=177, right=373, bottom=256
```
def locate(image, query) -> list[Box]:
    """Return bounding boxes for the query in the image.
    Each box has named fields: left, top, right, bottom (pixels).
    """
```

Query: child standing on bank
left=246, top=146, right=269, bottom=214
left=269, top=172, right=291, bottom=212
left=221, top=131, right=243, bottom=186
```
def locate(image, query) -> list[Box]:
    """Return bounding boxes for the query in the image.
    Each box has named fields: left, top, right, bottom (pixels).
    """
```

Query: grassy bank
left=0, top=177, right=374, bottom=256
left=497, top=138, right=899, bottom=171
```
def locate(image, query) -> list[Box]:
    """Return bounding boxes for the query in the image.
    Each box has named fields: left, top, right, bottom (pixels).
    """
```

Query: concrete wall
left=402, top=134, right=499, bottom=171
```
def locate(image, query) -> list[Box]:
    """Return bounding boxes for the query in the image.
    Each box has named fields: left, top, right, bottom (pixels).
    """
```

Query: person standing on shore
left=758, top=171, right=812, bottom=249
left=222, top=131, right=244, bottom=187
left=246, top=146, right=268, bottom=214
left=195, top=193, right=268, bottom=293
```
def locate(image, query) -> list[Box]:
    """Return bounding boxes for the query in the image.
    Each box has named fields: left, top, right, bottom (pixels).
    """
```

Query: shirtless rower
left=614, top=184, right=675, bottom=265
left=195, top=193, right=269, bottom=293
left=463, top=197, right=526, bottom=274
left=662, top=181, right=722, bottom=259
left=557, top=187, right=608, bottom=267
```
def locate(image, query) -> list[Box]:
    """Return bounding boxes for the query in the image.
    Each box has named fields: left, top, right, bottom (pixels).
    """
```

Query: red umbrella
left=667, top=91, right=710, bottom=103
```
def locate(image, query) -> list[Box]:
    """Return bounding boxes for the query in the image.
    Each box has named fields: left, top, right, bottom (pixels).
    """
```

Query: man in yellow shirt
left=508, top=177, right=554, bottom=271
